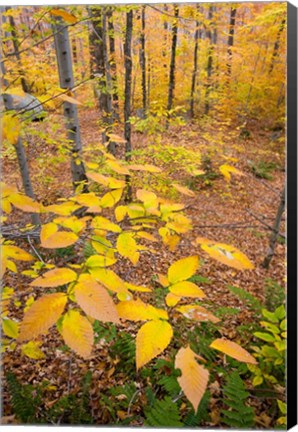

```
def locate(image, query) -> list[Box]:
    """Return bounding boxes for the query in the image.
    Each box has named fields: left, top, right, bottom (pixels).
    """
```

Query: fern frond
left=221, top=372, right=255, bottom=428
left=144, top=396, right=183, bottom=427
left=183, top=391, right=210, bottom=427
left=228, top=285, right=262, bottom=312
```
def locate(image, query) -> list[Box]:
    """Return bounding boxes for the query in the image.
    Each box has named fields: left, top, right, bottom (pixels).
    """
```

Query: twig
left=246, top=209, right=285, bottom=238
left=127, top=389, right=142, bottom=415
left=27, top=234, right=44, bottom=263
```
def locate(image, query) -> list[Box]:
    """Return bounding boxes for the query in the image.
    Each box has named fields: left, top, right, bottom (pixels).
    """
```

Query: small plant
left=249, top=160, right=277, bottom=180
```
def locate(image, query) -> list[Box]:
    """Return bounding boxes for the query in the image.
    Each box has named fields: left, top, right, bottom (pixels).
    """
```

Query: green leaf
left=253, top=332, right=275, bottom=342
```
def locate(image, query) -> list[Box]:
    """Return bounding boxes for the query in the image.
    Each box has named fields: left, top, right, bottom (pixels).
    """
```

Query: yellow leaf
left=160, top=201, right=185, bottom=215
left=106, top=160, right=130, bottom=175
left=128, top=164, right=162, bottom=173
left=91, top=216, right=122, bottom=233
left=86, top=255, right=117, bottom=268
left=54, top=216, right=88, bottom=234
left=172, top=184, right=196, bottom=197
left=136, top=231, right=158, bottom=242
left=176, top=305, right=220, bottom=323
left=101, top=189, right=123, bottom=208
left=136, top=189, right=158, bottom=204
left=2, top=113, right=20, bottom=145
left=1, top=198, right=12, bottom=214
left=74, top=192, right=101, bottom=209
left=6, top=259, right=17, bottom=273
left=91, top=237, right=115, bottom=258
left=8, top=193, right=41, bottom=213
left=62, top=310, right=93, bottom=359
left=30, top=267, right=77, bottom=287
left=115, top=205, right=127, bottom=222
left=158, top=273, right=169, bottom=287
left=124, top=282, right=152, bottom=293
left=117, top=232, right=140, bottom=265
left=116, top=299, right=168, bottom=321
left=18, top=293, right=67, bottom=342
left=45, top=201, right=81, bottom=216
left=2, top=245, right=34, bottom=261
left=40, top=222, right=58, bottom=244
left=158, top=227, right=180, bottom=251
left=50, top=8, right=77, bottom=23
left=21, top=341, right=45, bottom=360
left=168, top=256, right=199, bottom=284
left=197, top=240, right=254, bottom=270
left=74, top=274, right=119, bottom=324
left=175, top=346, right=209, bottom=411
left=2, top=318, right=19, bottom=338
left=41, top=231, right=78, bottom=249
left=210, top=338, right=258, bottom=364
left=166, top=214, right=192, bottom=234
left=127, top=204, right=145, bottom=219
left=136, top=320, right=173, bottom=369
left=57, top=93, right=82, bottom=105
left=219, top=164, right=245, bottom=182
left=88, top=267, right=127, bottom=292
left=106, top=133, right=127, bottom=144
left=169, top=281, right=206, bottom=298
left=165, top=293, right=181, bottom=307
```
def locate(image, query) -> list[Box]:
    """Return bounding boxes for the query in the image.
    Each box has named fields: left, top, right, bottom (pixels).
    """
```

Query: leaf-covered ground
left=1, top=107, right=285, bottom=427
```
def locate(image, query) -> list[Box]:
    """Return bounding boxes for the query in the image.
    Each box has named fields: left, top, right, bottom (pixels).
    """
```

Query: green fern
left=228, top=285, right=262, bottom=313
left=6, top=372, right=42, bottom=423
left=221, top=372, right=255, bottom=428
left=144, top=396, right=183, bottom=427
left=83, top=242, right=96, bottom=259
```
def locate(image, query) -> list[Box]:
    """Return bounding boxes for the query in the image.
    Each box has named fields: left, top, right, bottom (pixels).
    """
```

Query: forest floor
left=2, top=107, right=286, bottom=427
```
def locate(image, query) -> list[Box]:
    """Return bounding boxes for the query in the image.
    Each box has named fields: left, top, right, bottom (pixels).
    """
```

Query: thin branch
left=27, top=234, right=44, bottom=263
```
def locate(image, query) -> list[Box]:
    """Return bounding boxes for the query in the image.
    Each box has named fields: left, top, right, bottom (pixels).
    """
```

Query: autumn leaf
left=41, top=231, right=78, bottom=249
left=169, top=281, right=206, bottom=298
left=50, top=8, right=77, bottom=23
left=128, top=164, right=162, bottom=173
left=2, top=113, right=21, bottom=145
left=62, top=310, right=93, bottom=359
left=2, top=318, right=19, bottom=339
left=21, top=341, right=45, bottom=359
left=136, top=320, right=173, bottom=369
left=124, top=282, right=152, bottom=293
left=18, top=293, right=67, bottom=342
left=219, top=164, right=245, bottom=182
left=106, top=160, right=130, bottom=175
left=86, top=255, right=117, bottom=268
left=88, top=268, right=129, bottom=295
left=117, top=232, right=140, bottom=265
left=117, top=299, right=168, bottom=321
left=91, top=216, right=122, bottom=233
left=196, top=238, right=254, bottom=270
left=176, top=305, right=220, bottom=323
left=101, top=189, right=124, bottom=208
left=167, top=256, right=199, bottom=284
left=74, top=275, right=119, bottom=324
left=2, top=245, right=34, bottom=261
left=210, top=338, right=258, bottom=364
left=30, top=267, right=77, bottom=287
left=57, top=92, right=83, bottom=105
left=172, top=183, right=196, bottom=197
left=165, top=293, right=181, bottom=307
left=175, top=346, right=209, bottom=411
left=8, top=193, right=41, bottom=213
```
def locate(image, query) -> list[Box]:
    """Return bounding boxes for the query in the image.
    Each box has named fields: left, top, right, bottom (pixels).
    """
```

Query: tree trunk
left=106, top=7, right=119, bottom=115
left=0, top=47, right=40, bottom=226
left=167, top=4, right=179, bottom=125
left=162, top=4, right=168, bottom=70
left=204, top=6, right=215, bottom=115
left=6, top=7, right=30, bottom=93
left=190, top=5, right=200, bottom=119
left=124, top=9, right=133, bottom=201
left=102, top=8, right=116, bottom=155
left=140, top=5, right=147, bottom=115
left=269, top=18, right=286, bottom=74
left=227, top=6, right=237, bottom=77
left=52, top=16, right=88, bottom=193
left=262, top=186, right=285, bottom=268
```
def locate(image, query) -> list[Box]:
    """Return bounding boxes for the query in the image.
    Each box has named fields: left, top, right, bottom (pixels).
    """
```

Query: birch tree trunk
left=227, top=6, right=237, bottom=77
left=167, top=4, right=179, bottom=126
left=52, top=16, right=88, bottom=193
left=0, top=46, right=40, bottom=226
left=262, top=186, right=285, bottom=269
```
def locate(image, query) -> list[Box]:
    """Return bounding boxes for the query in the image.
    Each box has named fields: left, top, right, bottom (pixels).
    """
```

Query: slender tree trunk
left=52, top=16, right=88, bottom=193
left=124, top=9, right=133, bottom=201
left=6, top=7, right=30, bottom=93
left=262, top=186, right=285, bottom=268
left=227, top=6, right=237, bottom=77
left=204, top=6, right=215, bottom=115
left=147, top=56, right=151, bottom=111
left=102, top=8, right=116, bottom=155
left=162, top=4, right=169, bottom=70
left=106, top=7, right=119, bottom=114
left=140, top=5, right=147, bottom=115
left=190, top=5, right=200, bottom=119
left=0, top=47, right=40, bottom=226
left=269, top=18, right=286, bottom=74
left=167, top=4, right=179, bottom=126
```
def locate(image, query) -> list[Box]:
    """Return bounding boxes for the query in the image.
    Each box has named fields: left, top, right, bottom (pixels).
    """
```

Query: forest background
left=1, top=0, right=288, bottom=429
